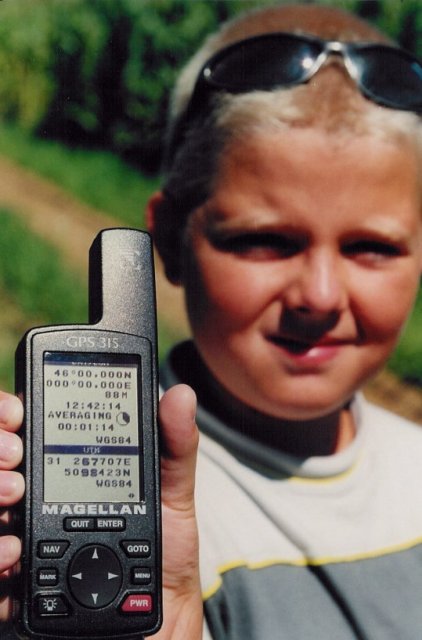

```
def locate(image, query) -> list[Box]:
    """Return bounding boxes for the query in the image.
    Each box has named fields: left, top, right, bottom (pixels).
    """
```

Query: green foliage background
left=0, top=0, right=419, bottom=173
left=0, top=0, right=420, bottom=389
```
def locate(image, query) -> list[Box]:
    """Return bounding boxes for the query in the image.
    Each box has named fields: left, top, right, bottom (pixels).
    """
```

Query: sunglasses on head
left=200, top=32, right=422, bottom=111
left=166, top=32, right=422, bottom=165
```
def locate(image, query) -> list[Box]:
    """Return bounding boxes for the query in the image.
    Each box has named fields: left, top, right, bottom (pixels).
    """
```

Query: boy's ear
left=146, top=191, right=182, bottom=285
left=145, top=191, right=162, bottom=236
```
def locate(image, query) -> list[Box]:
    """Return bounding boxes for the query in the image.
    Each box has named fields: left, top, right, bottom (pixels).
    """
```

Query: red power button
left=120, top=594, right=153, bottom=613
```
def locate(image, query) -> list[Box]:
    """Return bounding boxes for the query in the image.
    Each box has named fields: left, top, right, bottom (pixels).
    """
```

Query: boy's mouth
left=269, top=336, right=314, bottom=354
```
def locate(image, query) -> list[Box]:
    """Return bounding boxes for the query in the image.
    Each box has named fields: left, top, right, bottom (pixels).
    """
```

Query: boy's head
left=150, top=4, right=421, bottom=283
left=148, top=4, right=422, bottom=425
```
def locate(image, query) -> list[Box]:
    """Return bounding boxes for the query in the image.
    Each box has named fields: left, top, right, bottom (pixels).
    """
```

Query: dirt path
left=0, top=155, right=421, bottom=423
left=0, top=155, right=190, bottom=334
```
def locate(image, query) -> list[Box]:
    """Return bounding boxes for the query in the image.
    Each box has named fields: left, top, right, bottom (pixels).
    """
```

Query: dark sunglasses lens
left=353, top=46, right=422, bottom=111
left=206, top=35, right=322, bottom=90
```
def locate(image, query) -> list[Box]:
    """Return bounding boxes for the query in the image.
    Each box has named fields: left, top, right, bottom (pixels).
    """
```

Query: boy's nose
left=283, top=249, right=347, bottom=316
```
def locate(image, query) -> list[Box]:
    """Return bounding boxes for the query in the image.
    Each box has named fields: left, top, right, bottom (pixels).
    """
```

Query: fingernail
left=0, top=432, right=20, bottom=464
left=0, top=471, right=21, bottom=499
left=0, top=397, right=22, bottom=425
left=0, top=535, right=21, bottom=567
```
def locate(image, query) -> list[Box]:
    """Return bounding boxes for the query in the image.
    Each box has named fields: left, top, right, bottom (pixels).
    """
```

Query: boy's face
left=179, top=129, right=422, bottom=421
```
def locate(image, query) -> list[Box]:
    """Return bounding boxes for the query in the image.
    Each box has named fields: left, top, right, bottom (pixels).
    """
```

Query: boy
left=0, top=4, right=421, bottom=639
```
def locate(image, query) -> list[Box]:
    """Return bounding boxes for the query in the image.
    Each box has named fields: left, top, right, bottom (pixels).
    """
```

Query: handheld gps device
left=14, top=228, right=162, bottom=639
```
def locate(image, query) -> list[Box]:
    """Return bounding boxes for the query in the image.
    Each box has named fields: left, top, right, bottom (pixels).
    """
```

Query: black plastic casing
left=14, top=229, right=162, bottom=639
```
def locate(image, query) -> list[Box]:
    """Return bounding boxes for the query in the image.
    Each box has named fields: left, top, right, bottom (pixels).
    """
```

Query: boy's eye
left=212, top=233, right=302, bottom=259
left=343, top=239, right=403, bottom=260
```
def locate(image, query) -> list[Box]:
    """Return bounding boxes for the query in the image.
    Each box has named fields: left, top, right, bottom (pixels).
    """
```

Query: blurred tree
left=0, top=0, right=419, bottom=173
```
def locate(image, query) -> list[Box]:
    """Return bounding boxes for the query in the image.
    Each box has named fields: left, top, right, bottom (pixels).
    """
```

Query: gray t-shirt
left=161, top=342, right=422, bottom=640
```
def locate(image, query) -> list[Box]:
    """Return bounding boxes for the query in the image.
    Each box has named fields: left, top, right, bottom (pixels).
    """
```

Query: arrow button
left=68, top=544, right=122, bottom=609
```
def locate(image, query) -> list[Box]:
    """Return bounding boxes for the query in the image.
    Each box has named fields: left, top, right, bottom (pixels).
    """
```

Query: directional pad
left=68, top=545, right=122, bottom=609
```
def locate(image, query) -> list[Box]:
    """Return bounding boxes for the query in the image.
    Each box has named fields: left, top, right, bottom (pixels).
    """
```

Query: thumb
left=155, top=386, right=203, bottom=637
left=159, top=384, right=198, bottom=509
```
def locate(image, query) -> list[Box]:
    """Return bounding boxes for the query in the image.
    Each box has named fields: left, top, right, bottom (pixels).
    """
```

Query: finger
left=0, top=535, right=20, bottom=574
left=0, top=472, right=25, bottom=507
left=0, top=432, right=22, bottom=471
left=158, top=385, right=202, bottom=617
left=159, top=384, right=198, bottom=509
left=0, top=593, right=13, bottom=622
left=0, top=394, right=23, bottom=433
left=0, top=536, right=21, bottom=621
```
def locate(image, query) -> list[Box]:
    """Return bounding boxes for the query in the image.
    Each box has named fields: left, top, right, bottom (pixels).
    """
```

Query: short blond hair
left=162, top=4, right=422, bottom=221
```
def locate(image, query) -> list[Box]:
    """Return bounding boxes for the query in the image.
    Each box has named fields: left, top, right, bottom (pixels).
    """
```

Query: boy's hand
left=0, top=386, right=203, bottom=637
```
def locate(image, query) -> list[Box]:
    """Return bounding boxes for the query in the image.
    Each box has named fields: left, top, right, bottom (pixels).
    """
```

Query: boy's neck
left=173, top=341, right=356, bottom=457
